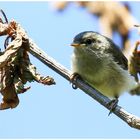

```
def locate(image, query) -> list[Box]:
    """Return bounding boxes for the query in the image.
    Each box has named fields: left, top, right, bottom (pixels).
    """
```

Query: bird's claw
left=107, top=98, right=119, bottom=116
left=70, top=73, right=81, bottom=89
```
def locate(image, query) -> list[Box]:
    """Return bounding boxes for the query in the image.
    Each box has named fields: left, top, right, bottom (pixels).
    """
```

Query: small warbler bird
left=71, top=31, right=138, bottom=111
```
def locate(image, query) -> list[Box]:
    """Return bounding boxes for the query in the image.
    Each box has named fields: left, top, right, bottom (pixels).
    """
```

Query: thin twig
left=0, top=9, right=8, bottom=23
left=28, top=38, right=140, bottom=130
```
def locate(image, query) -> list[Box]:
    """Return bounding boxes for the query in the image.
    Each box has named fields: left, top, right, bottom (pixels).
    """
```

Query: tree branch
left=28, top=39, right=140, bottom=130
left=0, top=16, right=139, bottom=129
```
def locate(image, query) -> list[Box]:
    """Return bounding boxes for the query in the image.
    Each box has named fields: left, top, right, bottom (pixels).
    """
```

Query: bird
left=70, top=31, right=138, bottom=113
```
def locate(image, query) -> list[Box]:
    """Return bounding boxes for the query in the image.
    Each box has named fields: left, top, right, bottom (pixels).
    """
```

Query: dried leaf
left=128, top=41, right=140, bottom=95
left=128, top=41, right=140, bottom=82
left=0, top=20, right=55, bottom=110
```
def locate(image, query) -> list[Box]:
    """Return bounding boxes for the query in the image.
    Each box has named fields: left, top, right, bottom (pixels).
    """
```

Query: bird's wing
left=107, top=40, right=128, bottom=70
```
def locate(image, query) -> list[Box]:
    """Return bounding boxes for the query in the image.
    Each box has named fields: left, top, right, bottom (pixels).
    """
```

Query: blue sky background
left=0, top=1, right=140, bottom=138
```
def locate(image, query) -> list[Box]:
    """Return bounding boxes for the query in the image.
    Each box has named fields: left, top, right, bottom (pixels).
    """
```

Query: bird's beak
left=71, top=43, right=80, bottom=48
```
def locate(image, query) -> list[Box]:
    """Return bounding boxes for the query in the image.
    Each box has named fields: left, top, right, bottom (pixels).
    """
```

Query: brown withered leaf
left=128, top=41, right=140, bottom=82
left=128, top=41, right=140, bottom=95
left=0, top=20, right=55, bottom=110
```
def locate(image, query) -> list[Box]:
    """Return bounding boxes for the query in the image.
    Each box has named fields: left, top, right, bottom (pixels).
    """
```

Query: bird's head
left=71, top=31, right=110, bottom=54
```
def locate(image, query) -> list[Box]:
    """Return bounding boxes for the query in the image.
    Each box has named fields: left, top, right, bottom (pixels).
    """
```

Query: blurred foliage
left=51, top=1, right=138, bottom=58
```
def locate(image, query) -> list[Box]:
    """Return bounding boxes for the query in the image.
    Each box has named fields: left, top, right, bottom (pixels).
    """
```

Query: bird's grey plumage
left=73, top=31, right=128, bottom=70
left=105, top=37, right=128, bottom=70
left=71, top=31, right=137, bottom=98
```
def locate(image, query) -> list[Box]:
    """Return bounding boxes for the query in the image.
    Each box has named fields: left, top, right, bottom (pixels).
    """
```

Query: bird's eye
left=85, top=39, right=92, bottom=45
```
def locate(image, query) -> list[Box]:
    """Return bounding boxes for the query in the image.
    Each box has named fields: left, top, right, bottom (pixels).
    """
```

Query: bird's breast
left=71, top=50, right=137, bottom=98
left=72, top=50, right=104, bottom=85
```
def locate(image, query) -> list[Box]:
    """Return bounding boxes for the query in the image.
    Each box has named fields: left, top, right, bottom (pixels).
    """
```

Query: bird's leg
left=70, top=72, right=82, bottom=89
left=107, top=96, right=119, bottom=116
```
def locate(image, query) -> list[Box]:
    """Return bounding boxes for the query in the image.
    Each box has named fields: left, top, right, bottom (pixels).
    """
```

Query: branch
left=28, top=39, right=140, bottom=130
left=0, top=16, right=139, bottom=129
